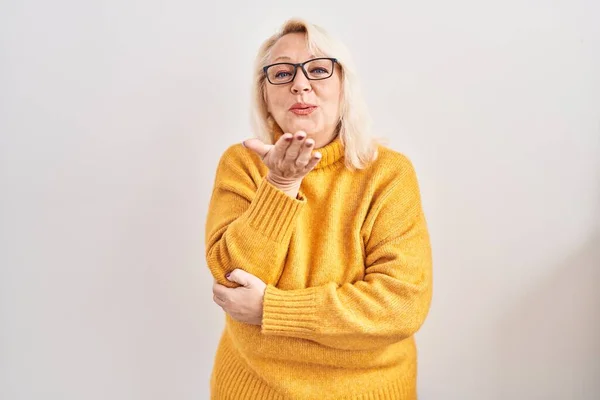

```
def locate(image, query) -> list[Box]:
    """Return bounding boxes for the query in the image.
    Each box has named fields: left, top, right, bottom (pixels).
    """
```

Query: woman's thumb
left=226, top=269, right=252, bottom=287
left=242, top=138, right=273, bottom=160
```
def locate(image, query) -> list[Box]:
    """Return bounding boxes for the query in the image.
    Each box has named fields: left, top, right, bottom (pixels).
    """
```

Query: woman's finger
left=213, top=294, right=227, bottom=307
left=242, top=138, right=272, bottom=159
left=267, top=133, right=294, bottom=162
left=295, top=138, right=315, bottom=167
left=284, top=131, right=307, bottom=162
left=303, top=151, right=322, bottom=172
left=212, top=281, right=229, bottom=300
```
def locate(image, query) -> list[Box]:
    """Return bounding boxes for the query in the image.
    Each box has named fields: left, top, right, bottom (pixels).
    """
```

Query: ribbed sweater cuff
left=245, top=178, right=305, bottom=243
left=261, top=285, right=318, bottom=337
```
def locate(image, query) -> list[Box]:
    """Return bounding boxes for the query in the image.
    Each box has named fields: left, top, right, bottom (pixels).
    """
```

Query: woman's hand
left=212, top=269, right=267, bottom=326
left=243, top=131, right=321, bottom=194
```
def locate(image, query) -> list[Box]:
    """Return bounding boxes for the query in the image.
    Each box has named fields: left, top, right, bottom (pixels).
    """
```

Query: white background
left=1, top=1, right=599, bottom=399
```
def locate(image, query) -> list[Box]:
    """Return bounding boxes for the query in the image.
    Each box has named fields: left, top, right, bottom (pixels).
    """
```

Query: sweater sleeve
left=261, top=156, right=432, bottom=351
left=205, top=145, right=306, bottom=288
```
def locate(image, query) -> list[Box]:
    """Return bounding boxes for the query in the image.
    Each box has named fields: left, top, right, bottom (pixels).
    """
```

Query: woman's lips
left=290, top=106, right=317, bottom=115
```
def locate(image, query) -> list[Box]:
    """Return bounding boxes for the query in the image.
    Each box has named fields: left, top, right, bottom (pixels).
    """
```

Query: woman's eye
left=275, top=71, right=292, bottom=78
left=310, top=68, right=328, bottom=75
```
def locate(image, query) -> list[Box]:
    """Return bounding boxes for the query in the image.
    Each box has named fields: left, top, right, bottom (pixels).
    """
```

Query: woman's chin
left=286, top=121, right=319, bottom=135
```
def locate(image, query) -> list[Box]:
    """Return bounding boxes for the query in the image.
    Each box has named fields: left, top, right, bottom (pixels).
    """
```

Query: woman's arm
left=260, top=158, right=433, bottom=351
left=205, top=144, right=306, bottom=288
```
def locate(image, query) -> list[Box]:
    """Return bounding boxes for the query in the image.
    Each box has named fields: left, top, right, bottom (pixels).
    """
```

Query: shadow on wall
left=497, top=222, right=600, bottom=400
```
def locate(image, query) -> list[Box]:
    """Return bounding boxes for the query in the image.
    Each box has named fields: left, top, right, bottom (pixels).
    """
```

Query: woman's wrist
left=266, top=173, right=301, bottom=198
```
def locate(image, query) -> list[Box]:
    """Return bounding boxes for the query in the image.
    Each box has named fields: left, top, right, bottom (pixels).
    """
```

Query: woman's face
left=264, top=32, right=342, bottom=148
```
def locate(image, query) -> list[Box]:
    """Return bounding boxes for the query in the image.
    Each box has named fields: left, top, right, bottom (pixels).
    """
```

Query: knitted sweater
left=205, top=134, right=432, bottom=399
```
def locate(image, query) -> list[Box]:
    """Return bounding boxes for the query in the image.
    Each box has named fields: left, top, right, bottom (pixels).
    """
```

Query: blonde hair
left=250, top=18, right=379, bottom=170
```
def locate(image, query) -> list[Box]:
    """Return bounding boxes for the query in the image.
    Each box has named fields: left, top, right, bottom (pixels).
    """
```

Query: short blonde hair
left=250, top=18, right=379, bottom=170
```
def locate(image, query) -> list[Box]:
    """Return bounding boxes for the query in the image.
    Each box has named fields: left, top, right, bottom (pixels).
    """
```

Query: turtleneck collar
left=272, top=126, right=344, bottom=170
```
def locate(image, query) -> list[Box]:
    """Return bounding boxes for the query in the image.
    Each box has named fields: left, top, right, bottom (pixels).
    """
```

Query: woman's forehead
left=269, top=33, right=327, bottom=62
left=271, top=54, right=317, bottom=63
left=268, top=51, right=329, bottom=65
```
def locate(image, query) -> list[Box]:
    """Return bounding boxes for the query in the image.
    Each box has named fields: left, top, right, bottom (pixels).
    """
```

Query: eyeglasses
left=263, top=57, right=338, bottom=85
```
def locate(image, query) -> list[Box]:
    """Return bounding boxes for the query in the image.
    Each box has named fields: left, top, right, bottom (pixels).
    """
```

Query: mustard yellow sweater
left=205, top=134, right=432, bottom=400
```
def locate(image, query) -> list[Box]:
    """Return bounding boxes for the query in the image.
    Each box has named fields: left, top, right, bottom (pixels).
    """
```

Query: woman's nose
left=291, top=68, right=312, bottom=94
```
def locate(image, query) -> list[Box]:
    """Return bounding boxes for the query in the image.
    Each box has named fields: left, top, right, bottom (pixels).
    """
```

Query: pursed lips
left=289, top=103, right=317, bottom=115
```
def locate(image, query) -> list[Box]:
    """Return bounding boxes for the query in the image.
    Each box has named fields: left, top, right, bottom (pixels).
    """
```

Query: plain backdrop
left=1, top=1, right=599, bottom=399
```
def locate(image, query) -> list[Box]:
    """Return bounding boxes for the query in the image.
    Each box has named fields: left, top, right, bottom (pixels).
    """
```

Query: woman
left=206, top=18, right=432, bottom=400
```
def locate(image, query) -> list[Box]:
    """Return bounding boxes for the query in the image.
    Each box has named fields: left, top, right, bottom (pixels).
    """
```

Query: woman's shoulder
left=365, top=142, right=419, bottom=183
left=359, top=143, right=424, bottom=209
left=216, top=142, right=265, bottom=172
left=379, top=142, right=413, bottom=160
left=208, top=142, right=269, bottom=191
